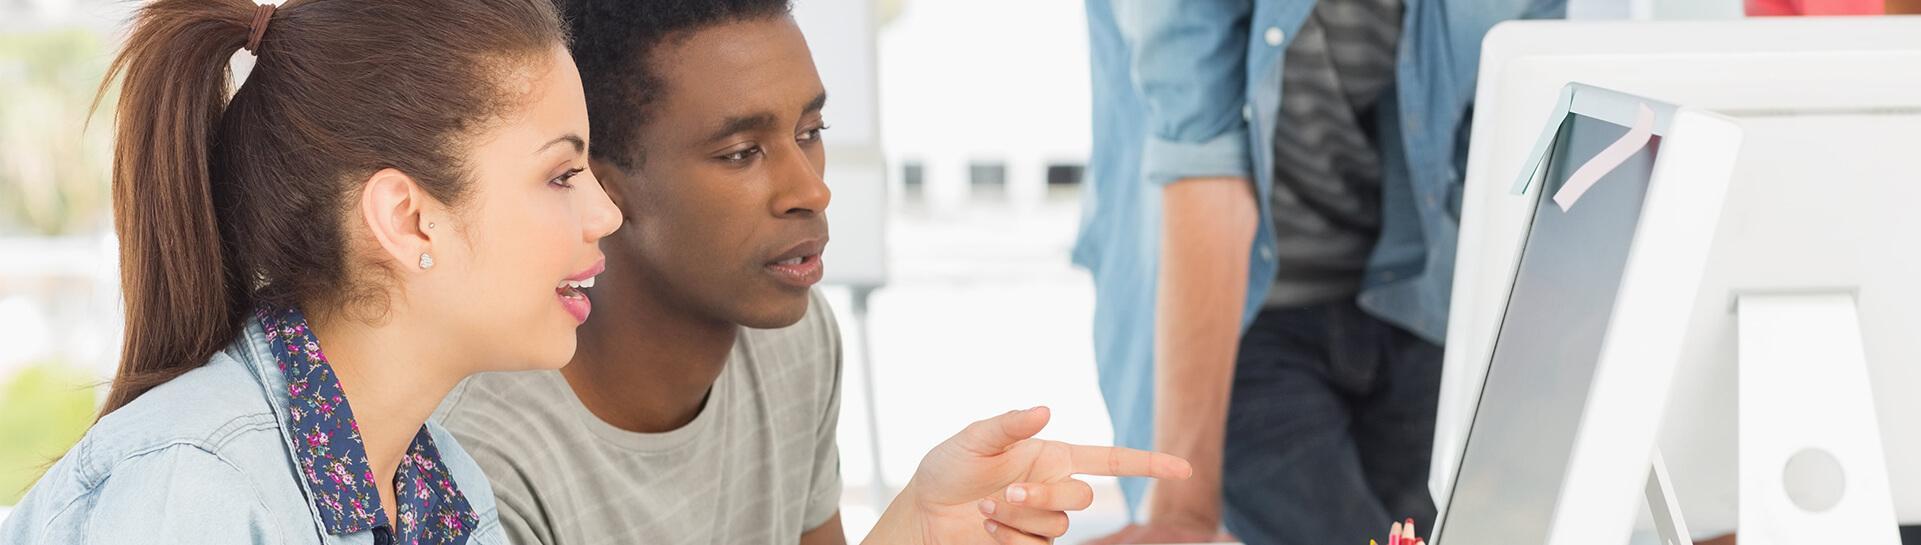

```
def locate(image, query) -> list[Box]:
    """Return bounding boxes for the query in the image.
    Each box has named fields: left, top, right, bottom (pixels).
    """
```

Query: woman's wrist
left=867, top=477, right=985, bottom=545
left=864, top=479, right=932, bottom=545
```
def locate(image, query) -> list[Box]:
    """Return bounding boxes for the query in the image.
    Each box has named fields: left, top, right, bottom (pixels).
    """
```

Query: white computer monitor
left=1430, top=83, right=1740, bottom=545
left=1442, top=17, right=1921, bottom=542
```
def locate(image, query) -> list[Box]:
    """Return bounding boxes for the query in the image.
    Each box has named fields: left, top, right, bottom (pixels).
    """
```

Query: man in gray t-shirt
left=431, top=1, right=851, bottom=543
left=431, top=1, right=1212, bottom=544
left=437, top=290, right=842, bottom=545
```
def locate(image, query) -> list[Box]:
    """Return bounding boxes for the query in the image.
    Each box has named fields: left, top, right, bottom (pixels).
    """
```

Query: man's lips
left=767, top=237, right=828, bottom=266
left=765, top=237, right=827, bottom=288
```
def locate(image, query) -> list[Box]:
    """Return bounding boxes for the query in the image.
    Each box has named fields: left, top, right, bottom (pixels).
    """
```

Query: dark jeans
left=1221, top=300, right=1444, bottom=545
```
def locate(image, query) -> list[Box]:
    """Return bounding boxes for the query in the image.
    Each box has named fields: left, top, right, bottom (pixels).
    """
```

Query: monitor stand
left=1646, top=450, right=1692, bottom=545
left=1643, top=293, right=1903, bottom=545
left=1735, top=292, right=1901, bottom=545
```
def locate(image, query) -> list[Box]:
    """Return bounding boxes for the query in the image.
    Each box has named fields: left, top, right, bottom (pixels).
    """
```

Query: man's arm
left=800, top=512, right=847, bottom=545
left=1093, top=0, right=1259, bottom=541
left=1147, top=176, right=1257, bottom=535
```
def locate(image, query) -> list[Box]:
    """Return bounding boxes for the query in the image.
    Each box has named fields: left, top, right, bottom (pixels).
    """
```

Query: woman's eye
left=549, top=167, right=584, bottom=188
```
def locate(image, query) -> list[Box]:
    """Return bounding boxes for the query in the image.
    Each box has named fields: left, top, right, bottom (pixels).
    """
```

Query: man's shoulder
left=433, top=371, right=575, bottom=443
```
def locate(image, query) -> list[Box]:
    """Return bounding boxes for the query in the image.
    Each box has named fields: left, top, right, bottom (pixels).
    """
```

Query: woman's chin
left=503, top=326, right=579, bottom=372
left=534, top=334, right=580, bottom=371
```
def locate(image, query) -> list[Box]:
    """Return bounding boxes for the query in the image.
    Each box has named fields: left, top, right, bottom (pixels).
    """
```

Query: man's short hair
left=559, top=0, right=795, bottom=171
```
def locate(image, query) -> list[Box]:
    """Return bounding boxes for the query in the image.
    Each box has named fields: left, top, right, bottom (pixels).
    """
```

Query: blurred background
left=0, top=0, right=130, bottom=523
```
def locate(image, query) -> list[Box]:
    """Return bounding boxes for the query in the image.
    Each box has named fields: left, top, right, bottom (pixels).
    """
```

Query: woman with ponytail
left=1, top=0, right=621, bottom=542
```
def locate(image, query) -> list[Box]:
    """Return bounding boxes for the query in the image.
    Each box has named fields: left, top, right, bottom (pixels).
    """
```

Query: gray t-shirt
left=434, top=290, right=843, bottom=545
left=1265, top=0, right=1405, bottom=306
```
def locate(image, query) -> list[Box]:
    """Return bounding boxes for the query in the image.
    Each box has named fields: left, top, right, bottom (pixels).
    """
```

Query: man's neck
left=563, top=281, right=738, bottom=434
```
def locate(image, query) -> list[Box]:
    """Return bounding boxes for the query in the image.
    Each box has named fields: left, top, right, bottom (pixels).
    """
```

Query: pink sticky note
left=1553, top=104, right=1656, bottom=212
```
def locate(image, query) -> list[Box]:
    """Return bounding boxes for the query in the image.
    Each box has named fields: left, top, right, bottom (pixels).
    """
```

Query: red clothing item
left=1747, top=0, right=1885, bottom=15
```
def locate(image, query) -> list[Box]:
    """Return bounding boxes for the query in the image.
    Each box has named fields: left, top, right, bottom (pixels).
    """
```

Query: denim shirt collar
left=252, top=305, right=479, bottom=544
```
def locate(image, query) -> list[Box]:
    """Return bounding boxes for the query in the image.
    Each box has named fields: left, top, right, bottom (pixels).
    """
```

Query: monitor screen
left=1437, top=112, right=1663, bottom=544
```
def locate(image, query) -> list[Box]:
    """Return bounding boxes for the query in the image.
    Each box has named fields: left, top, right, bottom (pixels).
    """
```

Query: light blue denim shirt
left=0, top=315, right=506, bottom=545
left=1075, top=0, right=1564, bottom=514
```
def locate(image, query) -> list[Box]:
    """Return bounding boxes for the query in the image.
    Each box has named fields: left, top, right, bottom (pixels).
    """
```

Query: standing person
left=435, top=2, right=1197, bottom=544
left=1076, top=1, right=1564, bottom=544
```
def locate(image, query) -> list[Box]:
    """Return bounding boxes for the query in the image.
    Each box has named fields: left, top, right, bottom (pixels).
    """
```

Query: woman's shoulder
left=0, top=436, right=301, bottom=543
left=80, top=351, right=282, bottom=474
left=2, top=394, right=300, bottom=543
left=19, top=346, right=297, bottom=508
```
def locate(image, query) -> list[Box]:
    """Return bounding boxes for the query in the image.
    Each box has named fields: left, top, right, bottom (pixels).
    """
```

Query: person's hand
left=1083, top=523, right=1236, bottom=544
left=1380, top=518, right=1426, bottom=545
left=902, top=406, right=1194, bottom=544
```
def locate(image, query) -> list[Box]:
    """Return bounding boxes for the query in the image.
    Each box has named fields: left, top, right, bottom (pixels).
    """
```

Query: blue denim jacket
left=1075, top=0, right=1563, bottom=513
left=0, top=316, right=506, bottom=545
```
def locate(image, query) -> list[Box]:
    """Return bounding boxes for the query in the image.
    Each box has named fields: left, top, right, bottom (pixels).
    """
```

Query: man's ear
left=589, top=158, right=632, bottom=216
left=358, top=167, right=436, bottom=271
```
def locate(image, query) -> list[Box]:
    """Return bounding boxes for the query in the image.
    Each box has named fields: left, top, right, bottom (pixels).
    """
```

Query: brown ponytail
left=95, top=0, right=565, bottom=416
left=96, top=0, right=253, bottom=416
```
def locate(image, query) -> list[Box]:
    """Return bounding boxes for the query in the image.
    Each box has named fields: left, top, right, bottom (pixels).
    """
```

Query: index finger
left=1065, top=444, right=1193, bottom=480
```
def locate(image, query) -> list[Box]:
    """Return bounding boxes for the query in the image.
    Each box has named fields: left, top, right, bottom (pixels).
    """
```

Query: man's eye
left=799, top=125, right=831, bottom=143
left=721, top=146, right=762, bottom=163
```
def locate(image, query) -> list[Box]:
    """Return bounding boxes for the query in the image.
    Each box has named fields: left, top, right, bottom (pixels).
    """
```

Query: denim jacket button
left=1264, top=27, right=1284, bottom=46
left=1242, top=104, right=1254, bottom=122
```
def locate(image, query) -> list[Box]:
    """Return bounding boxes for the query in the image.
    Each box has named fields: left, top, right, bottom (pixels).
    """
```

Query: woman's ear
left=358, top=168, right=436, bottom=271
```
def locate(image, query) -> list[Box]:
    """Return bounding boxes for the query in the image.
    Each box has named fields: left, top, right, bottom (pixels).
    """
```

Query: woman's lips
left=556, top=258, right=604, bottom=324
left=557, top=287, right=591, bottom=323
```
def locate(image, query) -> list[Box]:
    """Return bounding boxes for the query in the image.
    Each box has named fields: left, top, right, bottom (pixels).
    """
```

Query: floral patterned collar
left=258, top=306, right=478, bottom=545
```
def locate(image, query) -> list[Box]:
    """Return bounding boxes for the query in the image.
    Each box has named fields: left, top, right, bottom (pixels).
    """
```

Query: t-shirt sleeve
left=803, top=289, right=845, bottom=531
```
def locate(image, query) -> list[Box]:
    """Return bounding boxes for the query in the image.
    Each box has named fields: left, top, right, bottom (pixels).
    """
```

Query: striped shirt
left=1265, top=0, right=1405, bottom=306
